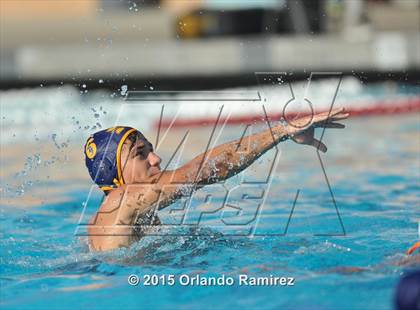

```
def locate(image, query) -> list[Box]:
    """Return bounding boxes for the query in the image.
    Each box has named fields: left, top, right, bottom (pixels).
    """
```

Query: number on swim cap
left=85, top=139, right=97, bottom=159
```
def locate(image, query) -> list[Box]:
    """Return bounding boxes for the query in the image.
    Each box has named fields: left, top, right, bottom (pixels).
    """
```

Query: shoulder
left=97, top=187, right=126, bottom=213
left=90, top=186, right=137, bottom=216
left=102, top=183, right=162, bottom=212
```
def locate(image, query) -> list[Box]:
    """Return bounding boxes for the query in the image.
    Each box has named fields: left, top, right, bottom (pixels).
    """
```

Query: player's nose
left=148, top=152, right=161, bottom=167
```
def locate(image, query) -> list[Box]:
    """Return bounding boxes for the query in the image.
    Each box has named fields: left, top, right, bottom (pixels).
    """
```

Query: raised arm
left=177, top=121, right=288, bottom=184
left=113, top=108, right=348, bottom=222
left=173, top=107, right=349, bottom=185
left=88, top=108, right=348, bottom=251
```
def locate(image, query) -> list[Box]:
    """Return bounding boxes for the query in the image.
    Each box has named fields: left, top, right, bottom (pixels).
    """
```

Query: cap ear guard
left=89, top=157, right=115, bottom=189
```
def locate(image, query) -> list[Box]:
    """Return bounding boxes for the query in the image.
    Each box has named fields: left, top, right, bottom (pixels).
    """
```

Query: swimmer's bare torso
left=88, top=108, right=349, bottom=251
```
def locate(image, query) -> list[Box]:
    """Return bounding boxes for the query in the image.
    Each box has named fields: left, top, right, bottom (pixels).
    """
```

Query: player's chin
left=148, top=166, right=161, bottom=177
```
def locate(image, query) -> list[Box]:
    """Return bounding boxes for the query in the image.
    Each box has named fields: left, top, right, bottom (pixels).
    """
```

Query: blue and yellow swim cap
left=84, top=126, right=140, bottom=193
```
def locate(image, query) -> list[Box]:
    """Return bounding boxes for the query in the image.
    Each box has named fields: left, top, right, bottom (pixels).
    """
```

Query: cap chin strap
left=115, top=128, right=137, bottom=186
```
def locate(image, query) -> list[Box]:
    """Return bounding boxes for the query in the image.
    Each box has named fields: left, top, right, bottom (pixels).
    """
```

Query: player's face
left=120, top=133, right=161, bottom=183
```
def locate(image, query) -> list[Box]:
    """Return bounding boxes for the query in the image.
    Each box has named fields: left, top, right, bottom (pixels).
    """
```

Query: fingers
left=328, top=107, right=345, bottom=116
left=311, top=138, right=327, bottom=153
left=317, top=107, right=345, bottom=118
left=329, top=112, right=349, bottom=121
left=313, top=113, right=349, bottom=128
left=319, top=108, right=349, bottom=119
left=333, top=107, right=347, bottom=115
left=292, top=109, right=349, bottom=131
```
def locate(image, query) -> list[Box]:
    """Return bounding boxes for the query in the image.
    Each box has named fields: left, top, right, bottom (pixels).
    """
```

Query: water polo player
left=85, top=108, right=349, bottom=251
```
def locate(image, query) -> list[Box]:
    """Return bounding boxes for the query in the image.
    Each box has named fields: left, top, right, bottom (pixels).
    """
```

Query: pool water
left=0, top=82, right=419, bottom=310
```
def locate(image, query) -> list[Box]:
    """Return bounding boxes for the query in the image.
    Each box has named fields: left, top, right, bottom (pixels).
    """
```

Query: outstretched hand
left=285, top=107, right=349, bottom=153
